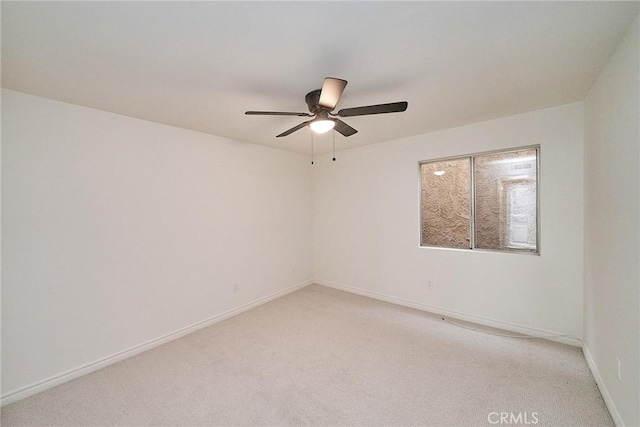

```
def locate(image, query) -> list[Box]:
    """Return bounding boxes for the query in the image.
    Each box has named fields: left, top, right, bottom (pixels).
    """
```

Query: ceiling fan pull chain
left=332, top=130, right=336, bottom=162
left=311, top=131, right=314, bottom=165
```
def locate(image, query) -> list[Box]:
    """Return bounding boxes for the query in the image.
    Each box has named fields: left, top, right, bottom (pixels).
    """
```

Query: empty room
left=1, top=1, right=639, bottom=426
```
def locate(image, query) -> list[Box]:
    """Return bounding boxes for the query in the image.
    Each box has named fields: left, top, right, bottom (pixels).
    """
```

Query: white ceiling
left=2, top=1, right=638, bottom=154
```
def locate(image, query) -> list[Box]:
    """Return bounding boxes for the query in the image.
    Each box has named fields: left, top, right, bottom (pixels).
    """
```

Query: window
left=420, top=147, right=539, bottom=254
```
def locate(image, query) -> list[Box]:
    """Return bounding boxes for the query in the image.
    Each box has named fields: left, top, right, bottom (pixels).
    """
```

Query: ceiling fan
left=245, top=77, right=408, bottom=138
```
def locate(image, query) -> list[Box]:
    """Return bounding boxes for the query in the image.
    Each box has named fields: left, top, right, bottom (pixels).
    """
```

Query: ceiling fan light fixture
left=309, top=118, right=335, bottom=134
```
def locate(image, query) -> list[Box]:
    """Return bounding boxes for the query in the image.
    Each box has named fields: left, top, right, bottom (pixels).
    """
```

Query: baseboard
left=583, top=345, right=624, bottom=426
left=1, top=280, right=313, bottom=407
left=315, top=279, right=583, bottom=347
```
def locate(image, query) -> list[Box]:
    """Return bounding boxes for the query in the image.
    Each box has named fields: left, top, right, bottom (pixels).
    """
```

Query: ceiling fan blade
left=246, top=111, right=313, bottom=117
left=276, top=120, right=314, bottom=138
left=337, top=101, right=408, bottom=117
left=318, top=77, right=348, bottom=110
left=333, top=119, right=358, bottom=137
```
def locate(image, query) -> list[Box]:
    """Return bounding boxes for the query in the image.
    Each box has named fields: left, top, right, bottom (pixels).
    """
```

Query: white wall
left=313, top=102, right=584, bottom=340
left=1, top=89, right=313, bottom=400
left=583, top=15, right=639, bottom=427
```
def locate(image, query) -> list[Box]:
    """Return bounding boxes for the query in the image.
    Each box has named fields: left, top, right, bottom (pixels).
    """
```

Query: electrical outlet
left=616, top=357, right=621, bottom=381
left=233, top=283, right=239, bottom=293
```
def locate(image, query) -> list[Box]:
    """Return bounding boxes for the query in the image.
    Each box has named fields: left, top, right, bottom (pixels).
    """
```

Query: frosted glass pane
left=421, top=158, right=471, bottom=248
left=474, top=149, right=537, bottom=252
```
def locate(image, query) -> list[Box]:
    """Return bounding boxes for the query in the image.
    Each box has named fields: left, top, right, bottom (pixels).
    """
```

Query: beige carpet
left=1, top=284, right=612, bottom=426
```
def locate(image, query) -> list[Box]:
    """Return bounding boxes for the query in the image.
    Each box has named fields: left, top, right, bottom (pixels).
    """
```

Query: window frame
left=419, top=145, right=540, bottom=255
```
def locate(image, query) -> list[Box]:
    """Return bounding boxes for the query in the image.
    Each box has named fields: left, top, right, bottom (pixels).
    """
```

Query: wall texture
left=420, top=158, right=471, bottom=248
left=583, top=15, right=639, bottom=427
left=313, top=102, right=584, bottom=341
left=1, top=90, right=313, bottom=400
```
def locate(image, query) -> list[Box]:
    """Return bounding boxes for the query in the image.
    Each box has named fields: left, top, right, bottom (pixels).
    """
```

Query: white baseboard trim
left=583, top=345, right=624, bottom=426
left=1, top=280, right=313, bottom=407
left=315, top=279, right=583, bottom=347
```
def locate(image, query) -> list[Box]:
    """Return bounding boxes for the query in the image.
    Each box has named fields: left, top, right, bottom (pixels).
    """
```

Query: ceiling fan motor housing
left=305, top=89, right=325, bottom=114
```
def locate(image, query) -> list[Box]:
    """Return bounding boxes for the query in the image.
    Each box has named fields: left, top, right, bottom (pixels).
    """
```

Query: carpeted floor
left=1, top=284, right=612, bottom=426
